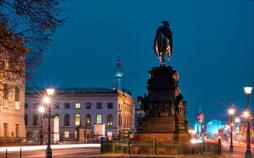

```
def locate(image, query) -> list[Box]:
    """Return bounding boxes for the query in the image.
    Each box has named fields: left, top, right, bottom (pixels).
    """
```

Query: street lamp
left=244, top=86, right=253, bottom=158
left=235, top=117, right=241, bottom=123
left=38, top=106, right=45, bottom=145
left=228, top=105, right=235, bottom=152
left=44, top=88, right=55, bottom=158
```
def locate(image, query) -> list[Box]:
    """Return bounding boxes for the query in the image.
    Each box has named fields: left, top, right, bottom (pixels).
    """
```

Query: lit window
left=75, top=103, right=81, bottom=109
left=75, top=131, right=78, bottom=138
left=107, top=132, right=113, bottom=137
left=75, top=114, right=81, bottom=125
left=96, top=114, right=102, bottom=124
left=15, top=101, right=20, bottom=110
left=64, top=131, right=69, bottom=138
left=107, top=114, right=113, bottom=126
left=4, top=59, right=9, bottom=70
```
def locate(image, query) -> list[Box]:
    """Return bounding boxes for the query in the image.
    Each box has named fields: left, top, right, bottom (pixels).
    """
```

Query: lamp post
left=244, top=86, right=252, bottom=158
left=38, top=106, right=45, bottom=145
left=228, top=105, right=235, bottom=153
left=44, top=88, right=55, bottom=158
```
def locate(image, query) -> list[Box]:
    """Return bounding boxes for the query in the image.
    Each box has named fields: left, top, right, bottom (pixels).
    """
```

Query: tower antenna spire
left=114, top=23, right=124, bottom=90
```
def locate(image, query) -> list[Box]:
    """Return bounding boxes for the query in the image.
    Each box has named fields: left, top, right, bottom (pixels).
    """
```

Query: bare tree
left=0, top=0, right=65, bottom=81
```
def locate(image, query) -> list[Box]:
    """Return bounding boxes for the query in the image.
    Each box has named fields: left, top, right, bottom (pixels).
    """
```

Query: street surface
left=0, top=143, right=252, bottom=158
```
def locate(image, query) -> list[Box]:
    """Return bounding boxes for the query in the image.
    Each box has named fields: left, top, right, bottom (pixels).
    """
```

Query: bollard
left=153, top=139, right=157, bottom=155
left=5, top=148, right=7, bottom=158
left=112, top=141, right=115, bottom=154
left=127, top=140, right=130, bottom=155
left=217, top=138, right=221, bottom=155
left=20, top=147, right=22, bottom=158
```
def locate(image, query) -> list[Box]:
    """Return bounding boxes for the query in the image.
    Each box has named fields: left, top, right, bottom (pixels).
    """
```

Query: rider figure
left=153, top=21, right=173, bottom=65
left=154, top=21, right=173, bottom=54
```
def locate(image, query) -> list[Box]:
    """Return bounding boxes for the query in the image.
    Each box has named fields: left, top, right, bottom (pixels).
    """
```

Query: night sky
left=28, top=0, right=254, bottom=126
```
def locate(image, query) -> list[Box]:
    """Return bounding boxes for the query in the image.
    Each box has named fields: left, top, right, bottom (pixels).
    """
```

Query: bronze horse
left=153, top=21, right=173, bottom=66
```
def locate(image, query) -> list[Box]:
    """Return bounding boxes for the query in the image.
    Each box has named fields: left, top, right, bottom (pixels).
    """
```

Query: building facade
left=25, top=88, right=135, bottom=142
left=0, top=24, right=28, bottom=144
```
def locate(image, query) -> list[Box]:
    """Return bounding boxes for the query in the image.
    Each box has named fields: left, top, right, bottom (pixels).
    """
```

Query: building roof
left=26, top=87, right=117, bottom=95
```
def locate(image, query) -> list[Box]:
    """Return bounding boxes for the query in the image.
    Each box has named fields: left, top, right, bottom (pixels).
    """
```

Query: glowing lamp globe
left=235, top=117, right=240, bottom=123
left=46, top=88, right=55, bottom=96
left=43, top=96, right=51, bottom=104
left=38, top=106, right=45, bottom=113
left=244, top=87, right=253, bottom=95
left=228, top=108, right=235, bottom=115
left=243, top=110, right=250, bottom=119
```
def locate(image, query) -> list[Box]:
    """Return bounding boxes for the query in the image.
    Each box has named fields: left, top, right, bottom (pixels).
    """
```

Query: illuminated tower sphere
left=114, top=53, right=124, bottom=90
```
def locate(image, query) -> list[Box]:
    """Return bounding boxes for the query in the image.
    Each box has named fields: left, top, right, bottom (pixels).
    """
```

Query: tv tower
left=113, top=24, right=124, bottom=90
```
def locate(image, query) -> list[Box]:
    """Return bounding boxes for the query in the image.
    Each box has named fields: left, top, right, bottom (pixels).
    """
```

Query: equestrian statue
left=153, top=20, right=173, bottom=66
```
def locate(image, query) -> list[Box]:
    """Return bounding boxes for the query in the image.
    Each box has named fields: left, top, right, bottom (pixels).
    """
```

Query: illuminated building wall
left=25, top=88, right=135, bottom=142
left=206, top=119, right=225, bottom=136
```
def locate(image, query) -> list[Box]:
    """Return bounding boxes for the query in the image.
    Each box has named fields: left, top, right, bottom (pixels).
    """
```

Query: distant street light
left=44, top=88, right=55, bottom=158
left=38, top=106, right=45, bottom=145
left=228, top=105, right=235, bottom=153
left=235, top=117, right=241, bottom=123
left=244, top=86, right=253, bottom=158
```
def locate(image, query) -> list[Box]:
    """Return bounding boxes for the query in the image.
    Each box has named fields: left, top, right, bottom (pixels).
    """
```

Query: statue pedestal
left=136, top=66, right=190, bottom=143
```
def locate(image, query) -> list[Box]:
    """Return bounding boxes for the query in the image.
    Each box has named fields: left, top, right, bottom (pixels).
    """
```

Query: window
left=33, top=115, right=39, bottom=126
left=4, top=123, right=8, bottom=137
left=96, top=103, right=102, bottom=109
left=85, top=114, right=91, bottom=126
left=75, top=103, right=81, bottom=109
left=33, top=103, right=39, bottom=109
left=75, top=114, right=81, bottom=126
left=15, top=101, right=20, bottom=110
left=118, top=114, right=122, bottom=127
left=64, top=131, right=69, bottom=138
left=86, top=103, right=91, bottom=109
left=107, top=103, right=113, bottom=109
left=25, top=103, right=28, bottom=109
left=75, top=131, right=78, bottom=139
left=4, top=59, right=9, bottom=70
left=14, top=88, right=20, bottom=110
left=96, top=114, right=102, bottom=124
left=64, top=114, right=70, bottom=126
left=107, top=114, right=113, bottom=126
left=25, top=114, right=28, bottom=126
left=107, top=132, right=113, bottom=137
left=15, top=87, right=19, bottom=101
left=15, top=124, right=19, bottom=137
left=3, top=84, right=8, bottom=108
left=64, top=103, right=70, bottom=109
left=54, top=103, right=60, bottom=109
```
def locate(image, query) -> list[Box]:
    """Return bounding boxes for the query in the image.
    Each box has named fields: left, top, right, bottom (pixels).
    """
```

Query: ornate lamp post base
left=230, top=145, right=233, bottom=153
left=46, top=146, right=52, bottom=158
left=245, top=150, right=252, bottom=158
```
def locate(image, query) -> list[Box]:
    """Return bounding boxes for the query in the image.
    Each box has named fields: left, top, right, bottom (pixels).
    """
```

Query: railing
left=101, top=140, right=221, bottom=155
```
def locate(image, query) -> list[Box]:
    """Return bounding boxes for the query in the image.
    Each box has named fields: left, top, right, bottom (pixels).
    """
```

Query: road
left=0, top=143, right=251, bottom=158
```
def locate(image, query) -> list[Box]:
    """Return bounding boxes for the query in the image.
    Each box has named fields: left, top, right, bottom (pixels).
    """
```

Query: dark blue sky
left=29, top=0, right=254, bottom=125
